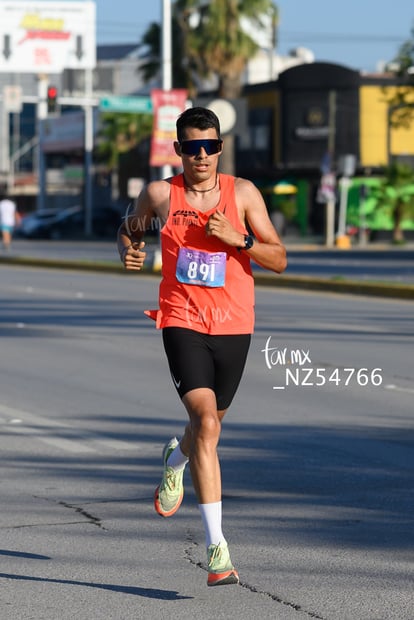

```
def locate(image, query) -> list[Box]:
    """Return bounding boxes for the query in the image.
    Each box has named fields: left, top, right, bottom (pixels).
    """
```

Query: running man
left=117, top=107, right=287, bottom=586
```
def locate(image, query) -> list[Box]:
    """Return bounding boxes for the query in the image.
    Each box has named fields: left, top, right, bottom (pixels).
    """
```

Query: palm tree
left=179, top=0, right=276, bottom=95
left=138, top=18, right=194, bottom=93
left=139, top=0, right=278, bottom=173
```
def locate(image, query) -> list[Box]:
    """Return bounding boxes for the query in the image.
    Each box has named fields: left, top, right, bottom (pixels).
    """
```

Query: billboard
left=0, top=1, right=96, bottom=73
left=150, top=89, right=188, bottom=168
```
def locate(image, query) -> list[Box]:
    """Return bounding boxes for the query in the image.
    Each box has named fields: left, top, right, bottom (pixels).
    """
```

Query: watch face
left=245, top=235, right=254, bottom=250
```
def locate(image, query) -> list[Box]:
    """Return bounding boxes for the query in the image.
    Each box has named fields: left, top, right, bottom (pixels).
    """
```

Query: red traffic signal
left=47, top=86, right=58, bottom=113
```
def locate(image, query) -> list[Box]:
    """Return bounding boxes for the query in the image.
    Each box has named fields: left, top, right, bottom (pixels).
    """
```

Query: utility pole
left=36, top=75, right=48, bottom=212
left=152, top=0, right=173, bottom=271
left=325, top=90, right=336, bottom=247
left=161, top=0, right=173, bottom=180
left=84, top=66, right=94, bottom=236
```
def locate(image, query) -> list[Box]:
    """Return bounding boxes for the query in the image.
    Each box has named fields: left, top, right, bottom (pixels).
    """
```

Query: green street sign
left=99, top=95, right=153, bottom=113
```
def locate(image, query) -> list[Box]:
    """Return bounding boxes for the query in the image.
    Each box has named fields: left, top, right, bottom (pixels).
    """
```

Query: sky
left=94, top=0, right=414, bottom=74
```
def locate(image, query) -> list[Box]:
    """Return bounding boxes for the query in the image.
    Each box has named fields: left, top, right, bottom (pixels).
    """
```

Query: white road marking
left=0, top=403, right=137, bottom=453
left=385, top=384, right=414, bottom=394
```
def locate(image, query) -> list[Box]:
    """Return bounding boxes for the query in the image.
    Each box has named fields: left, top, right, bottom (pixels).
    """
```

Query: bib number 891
left=188, top=261, right=215, bottom=282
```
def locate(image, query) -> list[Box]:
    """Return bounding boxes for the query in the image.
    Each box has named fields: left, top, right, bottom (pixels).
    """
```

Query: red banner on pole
left=150, top=89, right=188, bottom=167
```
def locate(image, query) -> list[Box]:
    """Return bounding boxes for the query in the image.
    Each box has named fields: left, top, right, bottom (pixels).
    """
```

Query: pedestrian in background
left=0, top=192, right=18, bottom=251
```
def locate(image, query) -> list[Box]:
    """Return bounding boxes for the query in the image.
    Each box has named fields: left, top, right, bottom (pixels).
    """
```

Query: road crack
left=31, top=495, right=107, bottom=530
left=58, top=501, right=107, bottom=530
left=184, top=530, right=326, bottom=619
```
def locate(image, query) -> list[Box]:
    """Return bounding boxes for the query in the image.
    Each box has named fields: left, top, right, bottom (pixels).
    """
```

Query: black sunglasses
left=179, top=139, right=223, bottom=156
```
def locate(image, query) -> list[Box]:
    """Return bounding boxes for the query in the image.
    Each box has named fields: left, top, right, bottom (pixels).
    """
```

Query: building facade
left=240, top=62, right=414, bottom=235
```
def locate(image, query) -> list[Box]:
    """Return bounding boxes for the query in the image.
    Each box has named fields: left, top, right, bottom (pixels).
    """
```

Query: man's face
left=174, top=127, right=222, bottom=181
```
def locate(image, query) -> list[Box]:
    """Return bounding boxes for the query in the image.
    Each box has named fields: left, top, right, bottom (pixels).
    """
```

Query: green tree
left=384, top=24, right=414, bottom=129
left=370, top=162, right=414, bottom=243
left=391, top=24, right=414, bottom=78
left=178, top=0, right=276, bottom=96
left=96, top=112, right=153, bottom=169
left=96, top=112, right=153, bottom=198
left=138, top=0, right=278, bottom=173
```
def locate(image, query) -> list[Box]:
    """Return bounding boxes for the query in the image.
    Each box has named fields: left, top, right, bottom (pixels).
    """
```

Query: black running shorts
left=162, top=327, right=251, bottom=410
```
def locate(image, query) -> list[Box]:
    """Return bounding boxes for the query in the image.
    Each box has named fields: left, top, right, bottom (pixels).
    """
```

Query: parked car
left=15, top=209, right=59, bottom=238
left=17, top=206, right=122, bottom=240
left=47, top=205, right=122, bottom=240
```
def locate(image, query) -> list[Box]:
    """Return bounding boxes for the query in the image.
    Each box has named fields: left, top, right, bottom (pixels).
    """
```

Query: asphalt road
left=0, top=265, right=413, bottom=619
left=3, top=238, right=414, bottom=283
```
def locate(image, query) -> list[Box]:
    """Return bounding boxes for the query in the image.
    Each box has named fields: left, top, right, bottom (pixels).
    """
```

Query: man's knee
left=191, top=413, right=221, bottom=442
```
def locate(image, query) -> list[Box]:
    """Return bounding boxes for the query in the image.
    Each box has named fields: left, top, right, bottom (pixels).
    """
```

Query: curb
left=253, top=273, right=414, bottom=300
left=0, top=255, right=125, bottom=274
left=1, top=255, right=414, bottom=300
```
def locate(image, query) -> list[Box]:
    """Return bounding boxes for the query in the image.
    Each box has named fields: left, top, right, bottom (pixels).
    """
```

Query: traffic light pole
left=34, top=72, right=96, bottom=230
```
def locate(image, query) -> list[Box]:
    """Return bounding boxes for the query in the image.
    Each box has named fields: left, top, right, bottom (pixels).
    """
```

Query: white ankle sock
left=166, top=442, right=188, bottom=471
left=198, top=501, right=226, bottom=548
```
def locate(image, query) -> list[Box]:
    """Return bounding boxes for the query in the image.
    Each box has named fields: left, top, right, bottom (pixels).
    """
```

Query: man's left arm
left=206, top=178, right=287, bottom=274
left=237, top=179, right=287, bottom=274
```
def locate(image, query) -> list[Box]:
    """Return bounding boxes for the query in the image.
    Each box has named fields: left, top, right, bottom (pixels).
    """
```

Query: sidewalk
left=4, top=236, right=414, bottom=258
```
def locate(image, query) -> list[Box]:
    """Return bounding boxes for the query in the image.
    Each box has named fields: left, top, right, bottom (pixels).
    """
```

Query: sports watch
left=241, top=234, right=254, bottom=251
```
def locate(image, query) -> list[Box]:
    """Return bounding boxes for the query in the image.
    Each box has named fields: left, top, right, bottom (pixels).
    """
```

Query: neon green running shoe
left=154, top=437, right=184, bottom=517
left=207, top=541, right=239, bottom=586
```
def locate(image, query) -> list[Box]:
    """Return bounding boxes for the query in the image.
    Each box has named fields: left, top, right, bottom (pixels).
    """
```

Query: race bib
left=176, top=247, right=226, bottom=287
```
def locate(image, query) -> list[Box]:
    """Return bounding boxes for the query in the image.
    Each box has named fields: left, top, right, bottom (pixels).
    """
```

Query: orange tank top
left=147, top=173, right=254, bottom=335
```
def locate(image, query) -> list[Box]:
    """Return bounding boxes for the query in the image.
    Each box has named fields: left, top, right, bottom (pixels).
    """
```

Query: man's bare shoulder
left=144, top=178, right=172, bottom=207
left=234, top=176, right=262, bottom=202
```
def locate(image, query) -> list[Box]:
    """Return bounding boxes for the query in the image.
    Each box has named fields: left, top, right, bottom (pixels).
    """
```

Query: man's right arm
left=117, top=180, right=169, bottom=271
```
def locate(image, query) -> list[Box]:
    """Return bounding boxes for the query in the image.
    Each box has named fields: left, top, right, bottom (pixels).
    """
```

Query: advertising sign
left=0, top=1, right=96, bottom=73
left=150, top=89, right=188, bottom=168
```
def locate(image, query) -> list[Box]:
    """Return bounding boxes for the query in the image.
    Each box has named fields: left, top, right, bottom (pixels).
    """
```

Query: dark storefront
left=278, top=63, right=360, bottom=171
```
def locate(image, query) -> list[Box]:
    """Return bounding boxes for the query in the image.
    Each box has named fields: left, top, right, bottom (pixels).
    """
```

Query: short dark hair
left=176, top=106, right=221, bottom=142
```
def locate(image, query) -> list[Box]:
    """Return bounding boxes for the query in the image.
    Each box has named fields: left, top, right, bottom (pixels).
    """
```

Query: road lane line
left=385, top=384, right=414, bottom=394
left=0, top=403, right=135, bottom=453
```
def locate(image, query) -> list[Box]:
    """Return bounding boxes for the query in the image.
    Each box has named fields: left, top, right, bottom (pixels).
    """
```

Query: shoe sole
left=207, top=569, right=239, bottom=586
left=153, top=485, right=183, bottom=518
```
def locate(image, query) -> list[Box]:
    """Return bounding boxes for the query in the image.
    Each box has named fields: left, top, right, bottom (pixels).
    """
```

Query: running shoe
left=207, top=541, right=239, bottom=586
left=154, top=437, right=184, bottom=517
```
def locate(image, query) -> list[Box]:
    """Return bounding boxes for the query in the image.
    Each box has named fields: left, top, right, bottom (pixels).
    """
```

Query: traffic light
left=47, top=86, right=58, bottom=114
